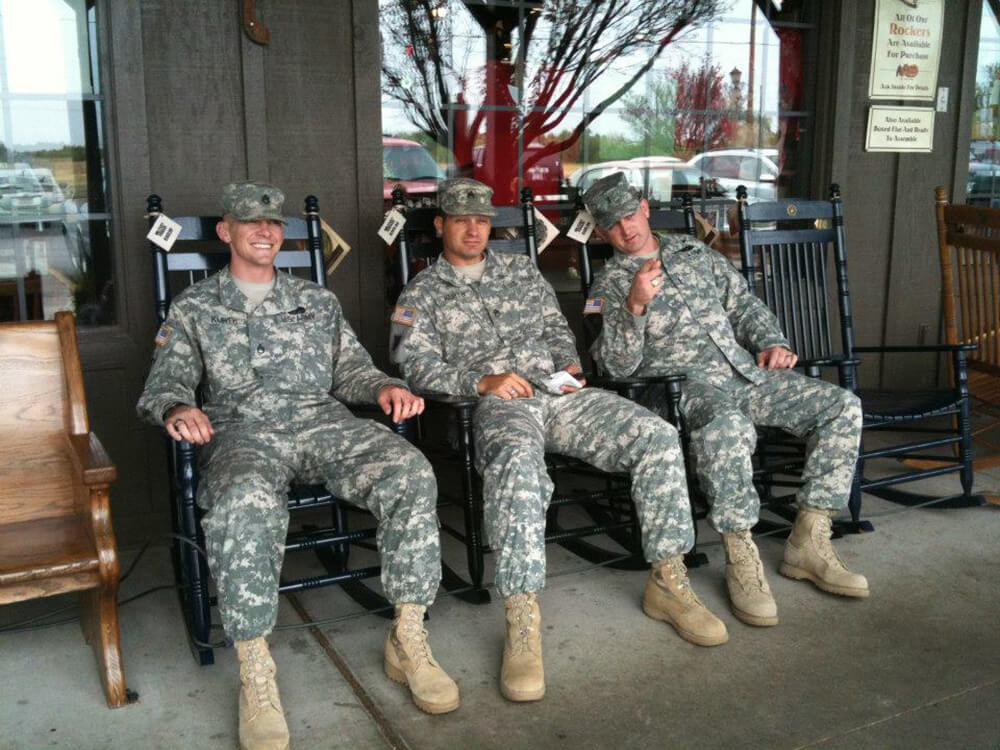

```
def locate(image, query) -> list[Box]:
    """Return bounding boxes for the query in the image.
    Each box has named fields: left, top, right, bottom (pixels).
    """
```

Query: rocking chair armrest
left=588, top=373, right=687, bottom=388
left=414, top=390, right=479, bottom=413
left=852, top=344, right=978, bottom=353
left=68, top=433, right=117, bottom=487
left=587, top=373, right=686, bottom=405
left=795, top=357, right=862, bottom=369
left=330, top=401, right=412, bottom=432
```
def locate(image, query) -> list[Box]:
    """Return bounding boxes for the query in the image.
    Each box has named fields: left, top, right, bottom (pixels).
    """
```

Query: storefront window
left=969, top=2, right=1000, bottom=207
left=0, top=0, right=113, bottom=324
left=380, top=0, right=817, bottom=284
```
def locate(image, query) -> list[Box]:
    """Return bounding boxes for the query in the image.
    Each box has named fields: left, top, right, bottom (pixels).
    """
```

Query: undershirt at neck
left=451, top=257, right=487, bottom=282
left=233, top=276, right=276, bottom=310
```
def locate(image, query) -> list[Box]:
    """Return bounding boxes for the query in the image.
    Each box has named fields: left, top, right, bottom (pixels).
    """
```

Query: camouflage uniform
left=391, top=248, right=693, bottom=597
left=137, top=265, right=440, bottom=642
left=587, top=232, right=862, bottom=533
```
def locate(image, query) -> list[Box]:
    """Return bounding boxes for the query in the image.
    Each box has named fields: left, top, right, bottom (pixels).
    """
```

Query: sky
left=0, top=0, right=93, bottom=150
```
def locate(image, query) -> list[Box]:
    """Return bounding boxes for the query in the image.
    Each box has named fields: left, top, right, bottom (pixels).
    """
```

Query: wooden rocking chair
left=0, top=312, right=126, bottom=706
left=933, top=185, right=1000, bottom=501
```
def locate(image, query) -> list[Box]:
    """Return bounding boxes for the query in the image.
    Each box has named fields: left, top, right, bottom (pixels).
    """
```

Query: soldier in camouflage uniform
left=391, top=178, right=728, bottom=704
left=137, top=182, right=458, bottom=749
left=582, top=172, right=869, bottom=631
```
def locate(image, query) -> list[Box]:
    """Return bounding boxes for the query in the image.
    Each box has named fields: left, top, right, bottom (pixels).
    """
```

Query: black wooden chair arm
left=796, top=357, right=862, bottom=368
left=588, top=373, right=686, bottom=388
left=414, top=390, right=479, bottom=409
left=852, top=344, right=978, bottom=353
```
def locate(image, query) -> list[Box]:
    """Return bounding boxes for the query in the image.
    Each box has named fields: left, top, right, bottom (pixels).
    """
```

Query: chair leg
left=416, top=406, right=490, bottom=604
left=459, top=407, right=490, bottom=602
left=959, top=396, right=976, bottom=498
left=330, top=502, right=349, bottom=572
left=848, top=463, right=862, bottom=524
left=841, top=459, right=874, bottom=534
left=174, top=439, right=215, bottom=665
left=80, top=585, right=127, bottom=708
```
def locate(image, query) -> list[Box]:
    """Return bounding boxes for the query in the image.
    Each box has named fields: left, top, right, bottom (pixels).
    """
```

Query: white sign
left=869, top=0, right=943, bottom=101
left=378, top=208, right=406, bottom=245
left=146, top=214, right=183, bottom=251
left=566, top=210, right=597, bottom=243
left=865, top=105, right=935, bottom=152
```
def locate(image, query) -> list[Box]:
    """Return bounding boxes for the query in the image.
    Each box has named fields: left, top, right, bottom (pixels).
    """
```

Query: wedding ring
left=651, top=277, right=661, bottom=287
left=509, top=388, right=518, bottom=397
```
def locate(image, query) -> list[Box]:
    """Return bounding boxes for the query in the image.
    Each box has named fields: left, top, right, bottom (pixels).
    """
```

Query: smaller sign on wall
left=869, top=0, right=944, bottom=101
left=865, top=105, right=935, bottom=153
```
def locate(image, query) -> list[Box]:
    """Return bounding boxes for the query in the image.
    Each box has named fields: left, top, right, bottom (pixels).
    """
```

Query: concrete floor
left=2, top=470, right=999, bottom=749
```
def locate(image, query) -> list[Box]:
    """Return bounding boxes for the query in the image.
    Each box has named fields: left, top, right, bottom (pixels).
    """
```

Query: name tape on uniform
left=147, top=214, right=183, bottom=251
left=378, top=209, right=406, bottom=245
left=534, top=210, right=560, bottom=254
left=566, top=210, right=596, bottom=243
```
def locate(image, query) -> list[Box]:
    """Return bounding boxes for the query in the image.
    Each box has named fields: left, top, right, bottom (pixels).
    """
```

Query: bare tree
left=381, top=0, right=726, bottom=202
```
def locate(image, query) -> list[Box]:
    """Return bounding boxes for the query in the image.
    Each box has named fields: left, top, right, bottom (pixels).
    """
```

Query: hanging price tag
left=146, top=214, right=183, bottom=251
left=566, top=210, right=597, bottom=243
left=378, top=209, right=406, bottom=244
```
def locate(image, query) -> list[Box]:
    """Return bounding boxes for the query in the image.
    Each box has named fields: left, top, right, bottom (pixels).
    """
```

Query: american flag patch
left=391, top=305, right=416, bottom=326
left=154, top=324, right=172, bottom=346
left=583, top=297, right=604, bottom=315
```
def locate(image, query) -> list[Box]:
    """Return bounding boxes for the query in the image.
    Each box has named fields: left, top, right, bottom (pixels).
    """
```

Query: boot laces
left=507, top=595, right=538, bottom=656
left=660, top=557, right=700, bottom=606
left=729, top=533, right=766, bottom=592
left=812, top=514, right=848, bottom=570
left=396, top=608, right=436, bottom=670
left=241, top=642, right=280, bottom=717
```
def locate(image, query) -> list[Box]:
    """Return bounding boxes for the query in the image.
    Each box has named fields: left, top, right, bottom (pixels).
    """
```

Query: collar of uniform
left=611, top=235, right=664, bottom=274
left=433, top=248, right=506, bottom=287
left=612, top=232, right=698, bottom=272
left=217, top=266, right=296, bottom=314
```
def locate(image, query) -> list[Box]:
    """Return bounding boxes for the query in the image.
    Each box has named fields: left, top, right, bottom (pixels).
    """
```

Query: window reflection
left=0, top=0, right=112, bottom=324
left=969, top=4, right=1000, bottom=207
left=381, top=0, right=816, bottom=282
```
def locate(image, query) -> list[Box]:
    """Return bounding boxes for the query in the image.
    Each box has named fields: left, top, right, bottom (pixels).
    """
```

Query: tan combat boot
left=722, top=529, right=778, bottom=627
left=384, top=603, right=460, bottom=714
left=235, top=638, right=289, bottom=750
left=500, top=592, right=545, bottom=702
left=642, top=556, right=729, bottom=646
left=780, top=507, right=869, bottom=598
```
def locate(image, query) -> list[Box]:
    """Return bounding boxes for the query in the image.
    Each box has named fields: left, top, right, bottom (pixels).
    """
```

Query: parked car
left=382, top=136, right=445, bottom=204
left=687, top=148, right=779, bottom=202
left=0, top=164, right=67, bottom=217
left=568, top=158, right=727, bottom=203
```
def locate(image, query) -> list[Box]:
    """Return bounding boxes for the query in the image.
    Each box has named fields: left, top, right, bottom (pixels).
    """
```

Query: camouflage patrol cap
left=438, top=178, right=498, bottom=217
left=582, top=171, right=641, bottom=229
left=221, top=181, right=287, bottom=224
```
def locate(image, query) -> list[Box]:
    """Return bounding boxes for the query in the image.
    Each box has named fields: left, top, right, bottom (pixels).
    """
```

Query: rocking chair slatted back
left=936, top=187, right=1000, bottom=387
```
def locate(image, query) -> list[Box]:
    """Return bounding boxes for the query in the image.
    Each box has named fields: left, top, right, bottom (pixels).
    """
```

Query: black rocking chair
left=737, top=184, right=982, bottom=530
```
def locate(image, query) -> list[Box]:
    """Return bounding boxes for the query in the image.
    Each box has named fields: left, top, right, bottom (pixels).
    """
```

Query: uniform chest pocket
left=256, top=317, right=332, bottom=386
left=489, top=291, right=542, bottom=341
left=647, top=295, right=688, bottom=341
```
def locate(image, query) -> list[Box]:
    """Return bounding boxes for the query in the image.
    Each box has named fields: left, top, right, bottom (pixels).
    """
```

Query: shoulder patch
left=154, top=324, right=172, bottom=346
left=583, top=297, right=605, bottom=315
left=391, top=305, right=416, bottom=327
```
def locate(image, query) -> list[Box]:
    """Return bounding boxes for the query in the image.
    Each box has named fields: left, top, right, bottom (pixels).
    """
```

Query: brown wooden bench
left=0, top=311, right=127, bottom=707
